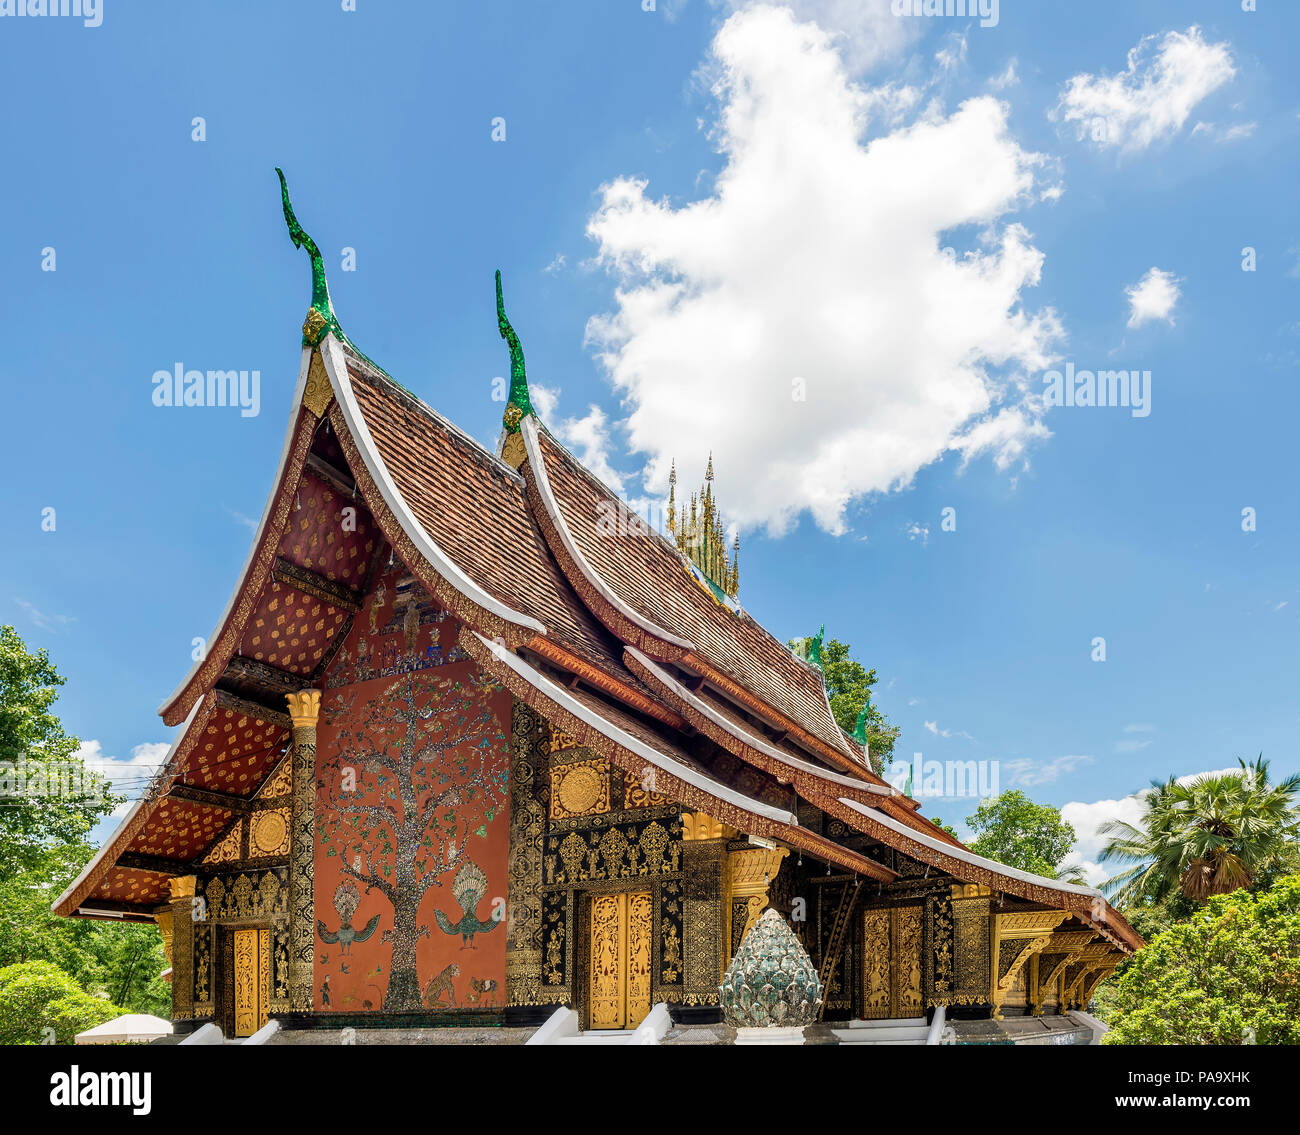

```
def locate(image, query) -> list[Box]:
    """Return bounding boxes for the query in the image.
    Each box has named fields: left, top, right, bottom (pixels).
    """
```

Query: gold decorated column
left=286, top=689, right=321, bottom=1013
left=167, top=875, right=197, bottom=1022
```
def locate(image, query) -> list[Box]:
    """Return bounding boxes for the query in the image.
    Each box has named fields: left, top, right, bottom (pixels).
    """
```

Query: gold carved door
left=233, top=927, right=271, bottom=1038
left=589, top=891, right=652, bottom=1030
left=860, top=906, right=924, bottom=1020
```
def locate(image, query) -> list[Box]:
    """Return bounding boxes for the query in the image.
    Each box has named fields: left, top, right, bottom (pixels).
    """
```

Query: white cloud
left=906, top=522, right=929, bottom=544
left=554, top=404, right=626, bottom=495
left=712, top=0, right=921, bottom=74
left=924, top=719, right=974, bottom=741
left=1005, top=753, right=1092, bottom=787
left=14, top=599, right=75, bottom=633
left=1054, top=26, right=1235, bottom=152
left=1191, top=120, right=1257, bottom=143
left=586, top=6, right=1062, bottom=535
left=1114, top=738, right=1152, bottom=754
left=935, top=33, right=967, bottom=74
left=543, top=253, right=567, bottom=274
left=1125, top=267, right=1182, bottom=328
left=988, top=60, right=1019, bottom=92
left=223, top=505, right=258, bottom=532
left=75, top=740, right=171, bottom=819
left=530, top=382, right=561, bottom=421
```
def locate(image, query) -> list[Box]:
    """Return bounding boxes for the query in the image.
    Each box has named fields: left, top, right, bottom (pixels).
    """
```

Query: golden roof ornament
left=666, top=452, right=739, bottom=601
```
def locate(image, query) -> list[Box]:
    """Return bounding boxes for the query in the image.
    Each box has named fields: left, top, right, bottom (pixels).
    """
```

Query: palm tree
left=1099, top=757, right=1300, bottom=907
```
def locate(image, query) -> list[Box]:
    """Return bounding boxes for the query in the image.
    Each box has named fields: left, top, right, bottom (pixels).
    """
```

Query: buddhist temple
left=52, top=173, right=1140, bottom=1044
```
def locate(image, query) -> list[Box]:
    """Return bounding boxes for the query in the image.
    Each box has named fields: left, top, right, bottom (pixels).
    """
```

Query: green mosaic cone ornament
left=719, top=908, right=823, bottom=1029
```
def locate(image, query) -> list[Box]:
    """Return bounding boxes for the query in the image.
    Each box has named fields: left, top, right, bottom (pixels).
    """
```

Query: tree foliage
left=1100, top=758, right=1300, bottom=906
left=0, top=627, right=168, bottom=1018
left=0, top=625, right=118, bottom=871
left=0, top=960, right=123, bottom=1045
left=812, top=638, right=899, bottom=774
left=965, top=790, right=1076, bottom=878
left=1104, top=874, right=1300, bottom=1045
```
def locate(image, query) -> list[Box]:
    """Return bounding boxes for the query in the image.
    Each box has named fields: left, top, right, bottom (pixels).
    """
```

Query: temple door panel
left=860, top=906, right=924, bottom=1020
left=588, top=891, right=652, bottom=1030
left=233, top=927, right=271, bottom=1038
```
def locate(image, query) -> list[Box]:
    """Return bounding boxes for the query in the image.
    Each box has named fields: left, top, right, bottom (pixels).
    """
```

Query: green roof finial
left=808, top=624, right=825, bottom=669
left=496, top=269, right=535, bottom=433
left=852, top=701, right=870, bottom=745
left=277, top=167, right=341, bottom=348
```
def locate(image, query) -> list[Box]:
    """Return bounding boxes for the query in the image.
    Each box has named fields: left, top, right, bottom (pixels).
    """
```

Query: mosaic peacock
left=434, top=861, right=499, bottom=948
left=317, top=880, right=381, bottom=954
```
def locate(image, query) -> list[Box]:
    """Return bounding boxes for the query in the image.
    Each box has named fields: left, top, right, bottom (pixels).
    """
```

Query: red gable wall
left=313, top=557, right=511, bottom=1013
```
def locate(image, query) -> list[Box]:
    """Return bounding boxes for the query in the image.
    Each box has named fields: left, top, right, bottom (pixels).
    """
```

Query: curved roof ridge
left=465, top=631, right=895, bottom=883
left=524, top=420, right=860, bottom=763
left=835, top=795, right=1142, bottom=950
left=625, top=645, right=888, bottom=798
left=324, top=335, right=546, bottom=640
left=521, top=415, right=696, bottom=654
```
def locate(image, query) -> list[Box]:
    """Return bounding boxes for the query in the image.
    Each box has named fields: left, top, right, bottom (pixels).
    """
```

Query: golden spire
left=666, top=461, right=677, bottom=535
left=666, top=455, right=739, bottom=600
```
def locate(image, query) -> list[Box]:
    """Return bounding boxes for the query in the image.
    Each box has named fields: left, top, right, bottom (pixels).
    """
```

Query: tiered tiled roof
left=53, top=196, right=1141, bottom=952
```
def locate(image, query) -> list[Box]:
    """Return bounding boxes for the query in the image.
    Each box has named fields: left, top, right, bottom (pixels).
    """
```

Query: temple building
left=53, top=173, right=1140, bottom=1043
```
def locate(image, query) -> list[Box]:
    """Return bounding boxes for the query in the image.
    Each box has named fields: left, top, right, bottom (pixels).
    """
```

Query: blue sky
left=2, top=1, right=1297, bottom=880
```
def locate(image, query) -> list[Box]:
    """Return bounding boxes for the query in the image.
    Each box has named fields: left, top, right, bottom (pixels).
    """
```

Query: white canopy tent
left=75, top=1013, right=173, bottom=1045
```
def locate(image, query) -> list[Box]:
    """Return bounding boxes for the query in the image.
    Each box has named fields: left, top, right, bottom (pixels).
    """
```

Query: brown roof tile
left=530, top=425, right=857, bottom=763
left=346, top=361, right=647, bottom=688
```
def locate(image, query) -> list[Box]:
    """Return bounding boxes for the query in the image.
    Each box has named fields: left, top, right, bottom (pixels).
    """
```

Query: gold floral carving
left=302, top=309, right=328, bottom=347
left=202, top=822, right=243, bottom=865
left=552, top=760, right=609, bottom=819
left=285, top=689, right=322, bottom=729
left=154, top=909, right=174, bottom=964
left=251, top=808, right=290, bottom=857
left=303, top=348, right=333, bottom=417
left=547, top=728, right=581, bottom=755
left=990, top=910, right=1068, bottom=1019
left=859, top=904, right=924, bottom=1019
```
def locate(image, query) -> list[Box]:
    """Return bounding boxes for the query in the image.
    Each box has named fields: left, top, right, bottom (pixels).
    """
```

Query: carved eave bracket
left=990, top=910, right=1068, bottom=1019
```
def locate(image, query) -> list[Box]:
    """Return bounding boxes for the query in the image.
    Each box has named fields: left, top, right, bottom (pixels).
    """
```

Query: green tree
left=1099, top=758, right=1300, bottom=906
left=796, top=637, right=898, bottom=775
left=1103, top=874, right=1300, bottom=1045
left=966, top=790, right=1076, bottom=878
left=0, top=625, right=118, bottom=871
left=0, top=842, right=102, bottom=983
left=0, top=628, right=167, bottom=1016
left=0, top=844, right=171, bottom=1016
left=926, top=816, right=960, bottom=839
left=0, top=960, right=122, bottom=1045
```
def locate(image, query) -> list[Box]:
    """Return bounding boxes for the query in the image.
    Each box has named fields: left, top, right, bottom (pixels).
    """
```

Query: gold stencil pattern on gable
left=550, top=758, right=610, bottom=820
left=203, top=821, right=244, bottom=865
left=251, top=808, right=291, bottom=858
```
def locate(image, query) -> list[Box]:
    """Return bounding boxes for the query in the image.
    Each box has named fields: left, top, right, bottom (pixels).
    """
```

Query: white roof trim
left=53, top=698, right=207, bottom=914
left=475, top=632, right=795, bottom=825
left=158, top=347, right=315, bottom=716
left=323, top=335, right=546, bottom=635
left=627, top=647, right=893, bottom=797
left=836, top=796, right=1103, bottom=900
left=521, top=416, right=695, bottom=652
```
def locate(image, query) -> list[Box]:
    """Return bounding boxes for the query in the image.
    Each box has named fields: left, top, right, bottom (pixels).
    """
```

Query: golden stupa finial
left=666, top=454, right=738, bottom=600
